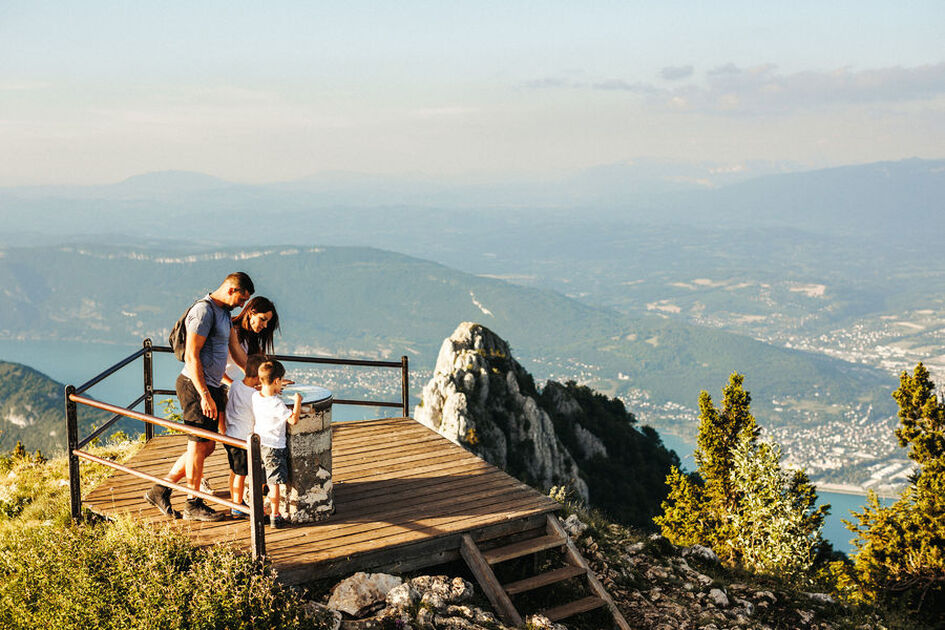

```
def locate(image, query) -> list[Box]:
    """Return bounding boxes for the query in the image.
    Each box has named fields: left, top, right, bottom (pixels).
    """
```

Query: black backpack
left=168, top=297, right=216, bottom=362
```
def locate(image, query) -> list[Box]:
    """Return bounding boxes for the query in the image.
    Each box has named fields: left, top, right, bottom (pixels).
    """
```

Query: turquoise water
left=0, top=339, right=895, bottom=553
left=0, top=340, right=400, bottom=423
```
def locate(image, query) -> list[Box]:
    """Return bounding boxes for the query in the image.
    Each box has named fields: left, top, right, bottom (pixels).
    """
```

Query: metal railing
left=65, top=337, right=410, bottom=561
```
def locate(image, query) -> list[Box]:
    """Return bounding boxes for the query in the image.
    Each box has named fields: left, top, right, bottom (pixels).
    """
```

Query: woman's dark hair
left=232, top=296, right=280, bottom=355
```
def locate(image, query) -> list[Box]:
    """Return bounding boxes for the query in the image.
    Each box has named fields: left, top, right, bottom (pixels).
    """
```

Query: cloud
left=531, top=62, right=945, bottom=114
left=0, top=81, right=50, bottom=91
left=659, top=65, right=694, bottom=81
left=685, top=62, right=945, bottom=113
left=592, top=79, right=657, bottom=94
left=521, top=77, right=583, bottom=89
left=410, top=106, right=479, bottom=119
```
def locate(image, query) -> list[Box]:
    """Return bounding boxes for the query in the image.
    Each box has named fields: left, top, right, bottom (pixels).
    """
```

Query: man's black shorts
left=176, top=374, right=226, bottom=443
left=224, top=443, right=248, bottom=476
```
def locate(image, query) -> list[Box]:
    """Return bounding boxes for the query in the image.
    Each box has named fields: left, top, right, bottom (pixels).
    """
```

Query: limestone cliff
left=416, top=322, right=681, bottom=527
left=415, top=322, right=589, bottom=501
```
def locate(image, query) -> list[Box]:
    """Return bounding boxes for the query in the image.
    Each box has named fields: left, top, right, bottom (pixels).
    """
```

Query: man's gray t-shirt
left=179, top=296, right=232, bottom=388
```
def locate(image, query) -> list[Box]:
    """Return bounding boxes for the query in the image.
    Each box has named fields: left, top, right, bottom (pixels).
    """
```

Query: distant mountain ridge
left=1, top=158, right=941, bottom=240
left=0, top=361, right=108, bottom=453
left=0, top=243, right=894, bottom=434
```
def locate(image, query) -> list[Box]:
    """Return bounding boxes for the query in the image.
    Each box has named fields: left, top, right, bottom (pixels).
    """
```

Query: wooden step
left=541, top=595, right=607, bottom=622
left=482, top=534, right=566, bottom=565
left=503, top=564, right=586, bottom=595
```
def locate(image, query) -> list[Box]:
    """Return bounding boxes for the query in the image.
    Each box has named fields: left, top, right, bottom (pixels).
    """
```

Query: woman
left=225, top=296, right=280, bottom=382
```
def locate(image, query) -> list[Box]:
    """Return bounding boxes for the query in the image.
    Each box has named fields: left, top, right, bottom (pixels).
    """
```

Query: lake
left=1, top=339, right=894, bottom=554
left=0, top=339, right=398, bottom=423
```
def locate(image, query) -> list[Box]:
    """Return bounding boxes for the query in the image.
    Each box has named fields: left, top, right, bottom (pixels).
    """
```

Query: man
left=145, top=272, right=254, bottom=521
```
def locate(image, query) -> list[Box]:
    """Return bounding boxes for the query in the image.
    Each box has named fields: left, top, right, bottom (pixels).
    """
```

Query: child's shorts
left=224, top=443, right=248, bottom=476
left=260, top=446, right=289, bottom=485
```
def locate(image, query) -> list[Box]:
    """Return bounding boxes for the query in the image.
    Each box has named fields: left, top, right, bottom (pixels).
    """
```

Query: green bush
left=0, top=517, right=324, bottom=630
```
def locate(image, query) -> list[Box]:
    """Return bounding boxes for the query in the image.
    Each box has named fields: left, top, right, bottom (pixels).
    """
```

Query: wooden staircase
left=460, top=514, right=630, bottom=629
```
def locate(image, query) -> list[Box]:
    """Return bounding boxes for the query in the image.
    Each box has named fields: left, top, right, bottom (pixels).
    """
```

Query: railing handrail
left=70, top=392, right=249, bottom=449
left=149, top=344, right=404, bottom=368
left=64, top=337, right=411, bottom=562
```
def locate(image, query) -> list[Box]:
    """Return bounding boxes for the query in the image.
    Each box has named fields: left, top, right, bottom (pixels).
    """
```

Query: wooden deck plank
left=83, top=417, right=560, bottom=583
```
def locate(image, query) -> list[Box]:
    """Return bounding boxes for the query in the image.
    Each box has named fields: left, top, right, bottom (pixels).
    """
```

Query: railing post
left=143, top=338, right=154, bottom=441
left=246, top=433, right=267, bottom=561
left=401, top=355, right=409, bottom=418
left=64, top=385, right=82, bottom=521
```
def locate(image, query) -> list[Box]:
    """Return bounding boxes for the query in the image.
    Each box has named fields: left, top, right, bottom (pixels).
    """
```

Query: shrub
left=0, top=517, right=325, bottom=630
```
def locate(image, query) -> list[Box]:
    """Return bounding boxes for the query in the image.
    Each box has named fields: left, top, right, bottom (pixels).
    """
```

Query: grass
left=0, top=440, right=332, bottom=630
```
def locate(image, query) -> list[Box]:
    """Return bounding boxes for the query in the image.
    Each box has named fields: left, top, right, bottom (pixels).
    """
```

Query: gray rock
left=734, top=597, right=755, bottom=616
left=562, top=513, right=588, bottom=538
left=626, top=541, right=645, bottom=554
left=385, top=583, right=420, bottom=608
left=682, top=544, right=719, bottom=563
left=708, top=588, right=730, bottom=608
left=414, top=322, right=588, bottom=501
left=694, top=572, right=714, bottom=586
left=804, top=591, right=836, bottom=604
left=328, top=572, right=403, bottom=616
left=302, top=601, right=342, bottom=630
left=755, top=590, right=777, bottom=603
left=524, top=614, right=567, bottom=630
left=408, top=575, right=474, bottom=609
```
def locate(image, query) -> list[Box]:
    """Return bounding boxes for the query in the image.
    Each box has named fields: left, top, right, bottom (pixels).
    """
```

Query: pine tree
left=842, top=363, right=945, bottom=616
left=729, top=433, right=826, bottom=575
left=657, top=372, right=826, bottom=577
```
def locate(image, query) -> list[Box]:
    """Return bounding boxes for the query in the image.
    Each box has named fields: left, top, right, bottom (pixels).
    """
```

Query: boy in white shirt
left=223, top=353, right=267, bottom=519
left=252, top=359, right=301, bottom=528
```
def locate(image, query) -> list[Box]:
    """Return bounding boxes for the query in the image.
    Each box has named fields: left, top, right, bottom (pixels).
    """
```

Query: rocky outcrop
left=314, top=517, right=867, bottom=630
left=564, top=513, right=867, bottom=630
left=415, top=323, right=682, bottom=526
left=320, top=574, right=563, bottom=630
left=415, top=322, right=588, bottom=501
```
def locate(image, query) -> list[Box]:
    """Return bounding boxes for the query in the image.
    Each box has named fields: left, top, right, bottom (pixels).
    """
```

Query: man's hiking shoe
left=182, top=498, right=225, bottom=522
left=270, top=514, right=287, bottom=529
left=144, top=484, right=179, bottom=518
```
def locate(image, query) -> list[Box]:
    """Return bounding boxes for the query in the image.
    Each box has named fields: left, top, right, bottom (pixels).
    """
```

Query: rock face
left=415, top=322, right=588, bottom=501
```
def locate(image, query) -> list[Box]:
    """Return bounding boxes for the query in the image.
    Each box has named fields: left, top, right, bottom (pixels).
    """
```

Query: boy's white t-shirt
left=252, top=391, right=292, bottom=449
left=224, top=380, right=256, bottom=441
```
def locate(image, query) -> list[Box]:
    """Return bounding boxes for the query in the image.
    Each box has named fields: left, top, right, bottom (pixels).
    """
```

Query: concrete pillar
left=285, top=388, right=334, bottom=523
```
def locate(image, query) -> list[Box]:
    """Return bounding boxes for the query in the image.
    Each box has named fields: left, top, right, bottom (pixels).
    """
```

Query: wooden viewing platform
left=84, top=416, right=561, bottom=585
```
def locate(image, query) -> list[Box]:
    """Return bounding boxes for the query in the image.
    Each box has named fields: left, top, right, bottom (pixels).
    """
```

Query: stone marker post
left=284, top=391, right=334, bottom=523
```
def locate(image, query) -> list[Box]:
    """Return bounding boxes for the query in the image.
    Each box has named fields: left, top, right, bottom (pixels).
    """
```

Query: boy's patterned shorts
left=260, top=446, right=288, bottom=484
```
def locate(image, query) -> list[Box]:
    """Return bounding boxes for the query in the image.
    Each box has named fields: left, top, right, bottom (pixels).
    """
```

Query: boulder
left=328, top=572, right=403, bottom=617
left=708, top=588, right=729, bottom=607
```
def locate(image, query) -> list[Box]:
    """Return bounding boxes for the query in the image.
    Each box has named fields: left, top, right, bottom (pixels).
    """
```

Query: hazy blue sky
left=1, top=2, right=943, bottom=184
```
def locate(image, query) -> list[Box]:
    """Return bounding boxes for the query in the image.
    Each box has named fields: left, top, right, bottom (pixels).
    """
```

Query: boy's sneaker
left=270, top=514, right=287, bottom=529
left=230, top=507, right=249, bottom=520
left=182, top=498, right=225, bottom=522
left=144, top=484, right=178, bottom=518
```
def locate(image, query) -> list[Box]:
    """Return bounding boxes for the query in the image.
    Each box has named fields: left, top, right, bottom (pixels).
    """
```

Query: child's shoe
left=230, top=507, right=249, bottom=520
left=270, top=514, right=287, bottom=529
